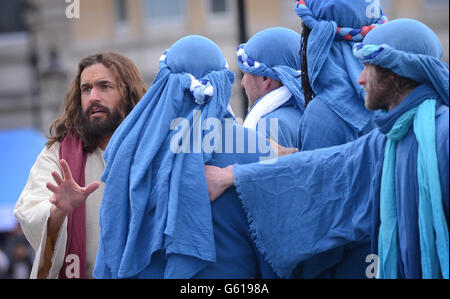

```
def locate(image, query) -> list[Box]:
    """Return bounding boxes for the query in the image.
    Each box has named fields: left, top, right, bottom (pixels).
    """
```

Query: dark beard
left=81, top=103, right=122, bottom=148
left=365, top=78, right=395, bottom=111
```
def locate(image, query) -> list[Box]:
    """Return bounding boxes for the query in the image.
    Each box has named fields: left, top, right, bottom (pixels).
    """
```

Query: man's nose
left=88, top=87, right=101, bottom=103
left=358, top=67, right=368, bottom=86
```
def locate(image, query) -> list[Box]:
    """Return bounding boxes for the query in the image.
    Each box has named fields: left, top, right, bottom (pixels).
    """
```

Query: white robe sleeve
left=14, top=143, right=68, bottom=279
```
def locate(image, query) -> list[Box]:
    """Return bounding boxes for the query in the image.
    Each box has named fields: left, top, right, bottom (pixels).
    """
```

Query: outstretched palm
left=46, top=159, right=100, bottom=214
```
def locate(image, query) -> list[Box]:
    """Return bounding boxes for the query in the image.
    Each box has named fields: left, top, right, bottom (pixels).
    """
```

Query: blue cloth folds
left=233, top=83, right=449, bottom=279
left=292, top=0, right=387, bottom=278
left=294, top=0, right=386, bottom=132
left=94, top=35, right=235, bottom=279
left=378, top=96, right=449, bottom=279
left=356, top=21, right=450, bottom=277
left=233, top=130, right=385, bottom=278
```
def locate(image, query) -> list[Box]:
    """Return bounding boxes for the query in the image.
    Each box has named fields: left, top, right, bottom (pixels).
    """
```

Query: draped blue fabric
left=378, top=98, right=449, bottom=279
left=234, top=130, right=385, bottom=278
left=233, top=83, right=449, bottom=278
left=292, top=0, right=387, bottom=277
left=356, top=19, right=449, bottom=278
left=94, top=35, right=236, bottom=278
left=128, top=122, right=279, bottom=279
left=295, top=0, right=386, bottom=150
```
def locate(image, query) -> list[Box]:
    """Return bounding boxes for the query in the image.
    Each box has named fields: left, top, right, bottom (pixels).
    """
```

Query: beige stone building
left=0, top=0, right=448, bottom=132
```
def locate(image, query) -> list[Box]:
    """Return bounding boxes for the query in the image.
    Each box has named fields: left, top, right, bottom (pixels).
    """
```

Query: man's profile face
left=241, top=72, right=266, bottom=108
left=80, top=63, right=123, bottom=137
left=358, top=64, right=391, bottom=111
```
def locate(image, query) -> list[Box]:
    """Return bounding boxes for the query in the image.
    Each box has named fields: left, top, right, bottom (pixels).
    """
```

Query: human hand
left=204, top=165, right=234, bottom=202
left=268, top=139, right=299, bottom=157
left=46, top=159, right=100, bottom=214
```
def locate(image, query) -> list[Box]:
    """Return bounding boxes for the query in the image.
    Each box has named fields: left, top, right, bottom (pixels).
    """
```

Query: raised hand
left=46, top=159, right=100, bottom=215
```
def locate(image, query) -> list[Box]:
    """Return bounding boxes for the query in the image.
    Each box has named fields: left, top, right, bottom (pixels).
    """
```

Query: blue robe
left=296, top=97, right=375, bottom=279
left=297, top=97, right=375, bottom=278
left=196, top=121, right=278, bottom=278
left=255, top=97, right=303, bottom=149
left=197, top=122, right=277, bottom=279
left=96, top=119, right=278, bottom=279
left=94, top=35, right=279, bottom=279
left=233, top=84, right=449, bottom=278
left=293, top=0, right=382, bottom=277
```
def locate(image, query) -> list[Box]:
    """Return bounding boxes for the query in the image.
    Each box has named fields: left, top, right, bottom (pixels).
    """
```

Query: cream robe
left=14, top=142, right=105, bottom=278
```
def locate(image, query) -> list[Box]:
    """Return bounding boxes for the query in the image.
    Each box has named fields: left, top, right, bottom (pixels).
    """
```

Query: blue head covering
left=295, top=0, right=388, bottom=131
left=94, top=35, right=235, bottom=279
left=353, top=19, right=449, bottom=279
left=353, top=18, right=449, bottom=105
left=237, top=27, right=305, bottom=112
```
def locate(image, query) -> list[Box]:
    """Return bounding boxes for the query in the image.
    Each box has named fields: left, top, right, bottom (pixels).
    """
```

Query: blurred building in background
left=0, top=0, right=449, bottom=133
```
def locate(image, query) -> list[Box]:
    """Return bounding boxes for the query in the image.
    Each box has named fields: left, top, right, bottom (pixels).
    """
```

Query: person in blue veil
left=238, top=27, right=304, bottom=148
left=286, top=0, right=389, bottom=278
left=93, top=35, right=278, bottom=279
left=205, top=19, right=449, bottom=279
left=295, top=0, right=388, bottom=150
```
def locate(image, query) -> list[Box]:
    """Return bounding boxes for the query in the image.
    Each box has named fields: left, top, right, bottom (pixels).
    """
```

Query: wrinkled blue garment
left=295, top=0, right=384, bottom=136
left=353, top=20, right=449, bottom=278
left=196, top=122, right=278, bottom=278
left=293, top=0, right=384, bottom=277
left=374, top=84, right=449, bottom=278
left=127, top=122, right=278, bottom=279
left=379, top=98, right=448, bottom=279
left=354, top=19, right=449, bottom=106
left=234, top=130, right=385, bottom=278
left=254, top=97, right=303, bottom=148
left=94, top=35, right=235, bottom=279
left=299, top=97, right=375, bottom=151
left=237, top=27, right=305, bottom=113
left=234, top=84, right=449, bottom=279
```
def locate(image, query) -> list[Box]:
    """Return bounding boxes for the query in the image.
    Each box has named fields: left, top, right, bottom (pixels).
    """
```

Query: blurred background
left=0, top=0, right=448, bottom=279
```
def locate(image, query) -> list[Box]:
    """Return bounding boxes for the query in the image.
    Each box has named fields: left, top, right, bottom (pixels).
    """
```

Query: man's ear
left=262, top=76, right=272, bottom=91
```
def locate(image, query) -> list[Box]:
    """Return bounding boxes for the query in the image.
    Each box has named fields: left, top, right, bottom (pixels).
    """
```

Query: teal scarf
left=378, top=99, right=449, bottom=279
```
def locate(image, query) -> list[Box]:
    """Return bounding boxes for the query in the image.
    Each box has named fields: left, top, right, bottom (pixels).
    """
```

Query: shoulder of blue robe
left=233, top=129, right=386, bottom=278
left=308, top=35, right=375, bottom=133
left=256, top=99, right=303, bottom=148
left=208, top=119, right=275, bottom=167
left=299, top=97, right=375, bottom=151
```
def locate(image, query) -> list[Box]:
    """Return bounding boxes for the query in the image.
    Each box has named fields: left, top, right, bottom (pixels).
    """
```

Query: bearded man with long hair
left=14, top=52, right=146, bottom=279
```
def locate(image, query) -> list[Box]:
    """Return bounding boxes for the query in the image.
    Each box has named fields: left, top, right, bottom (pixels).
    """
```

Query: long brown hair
left=46, top=52, right=147, bottom=153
